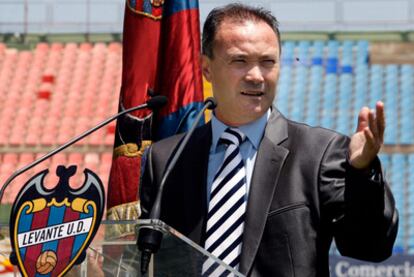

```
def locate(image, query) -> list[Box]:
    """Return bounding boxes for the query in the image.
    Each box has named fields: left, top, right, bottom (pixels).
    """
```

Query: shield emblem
left=127, top=0, right=164, bottom=20
left=9, top=165, right=105, bottom=277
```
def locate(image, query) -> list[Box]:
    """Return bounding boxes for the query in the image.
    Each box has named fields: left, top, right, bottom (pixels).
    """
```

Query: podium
left=0, top=219, right=245, bottom=276
left=67, top=219, right=245, bottom=276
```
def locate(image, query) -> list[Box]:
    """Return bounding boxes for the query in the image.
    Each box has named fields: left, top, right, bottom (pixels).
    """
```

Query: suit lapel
left=180, top=122, right=212, bottom=244
left=239, top=109, right=290, bottom=275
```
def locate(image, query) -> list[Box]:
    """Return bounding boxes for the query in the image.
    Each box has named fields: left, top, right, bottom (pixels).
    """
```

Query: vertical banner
left=106, top=0, right=204, bottom=223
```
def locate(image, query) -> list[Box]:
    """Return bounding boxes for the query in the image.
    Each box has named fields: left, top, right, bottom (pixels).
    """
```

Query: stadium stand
left=0, top=38, right=413, bottom=255
left=0, top=41, right=121, bottom=204
left=275, top=39, right=414, bottom=254
left=276, top=40, right=414, bottom=145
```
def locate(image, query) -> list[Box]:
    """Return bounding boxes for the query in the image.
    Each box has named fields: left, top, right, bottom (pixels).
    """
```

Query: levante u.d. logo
left=9, top=165, right=105, bottom=277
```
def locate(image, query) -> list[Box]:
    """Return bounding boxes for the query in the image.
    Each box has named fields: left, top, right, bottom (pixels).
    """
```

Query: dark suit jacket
left=140, top=109, right=398, bottom=277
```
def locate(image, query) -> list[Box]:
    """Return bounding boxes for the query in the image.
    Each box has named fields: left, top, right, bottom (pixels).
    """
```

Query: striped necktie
left=203, top=128, right=247, bottom=275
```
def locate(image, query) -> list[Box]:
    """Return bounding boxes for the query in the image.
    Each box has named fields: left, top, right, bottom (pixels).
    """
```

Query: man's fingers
left=368, top=109, right=379, bottom=142
left=350, top=103, right=384, bottom=169
left=363, top=127, right=377, bottom=152
left=376, top=101, right=385, bottom=143
left=356, top=107, right=370, bottom=132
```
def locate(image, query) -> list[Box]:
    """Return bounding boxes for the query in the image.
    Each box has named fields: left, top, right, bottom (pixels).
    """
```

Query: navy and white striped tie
left=203, top=128, right=247, bottom=275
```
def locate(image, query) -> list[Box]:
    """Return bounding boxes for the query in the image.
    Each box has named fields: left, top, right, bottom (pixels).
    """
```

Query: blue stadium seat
left=312, top=40, right=324, bottom=61
left=399, top=65, right=414, bottom=144
left=291, top=66, right=308, bottom=122
left=390, top=154, right=405, bottom=190
left=394, top=245, right=405, bottom=254
left=327, top=40, right=339, bottom=58
left=351, top=65, right=369, bottom=131
left=336, top=73, right=353, bottom=134
left=305, top=65, right=323, bottom=126
left=321, top=74, right=337, bottom=129
left=408, top=154, right=414, bottom=182
left=275, top=65, right=292, bottom=116
left=369, top=65, right=384, bottom=107
left=282, top=41, right=295, bottom=66
left=341, top=40, right=353, bottom=68
left=356, top=40, right=369, bottom=65
left=297, top=40, right=310, bottom=65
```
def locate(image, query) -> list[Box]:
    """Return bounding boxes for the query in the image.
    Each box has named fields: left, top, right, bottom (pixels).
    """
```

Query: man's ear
left=201, top=55, right=212, bottom=82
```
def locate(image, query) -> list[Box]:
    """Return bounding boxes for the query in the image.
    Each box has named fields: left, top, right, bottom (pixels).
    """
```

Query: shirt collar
left=210, top=110, right=270, bottom=153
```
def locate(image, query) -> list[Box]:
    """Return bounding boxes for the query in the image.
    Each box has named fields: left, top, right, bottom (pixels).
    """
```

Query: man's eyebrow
left=260, top=54, right=278, bottom=59
left=221, top=53, right=279, bottom=62
left=227, top=53, right=247, bottom=59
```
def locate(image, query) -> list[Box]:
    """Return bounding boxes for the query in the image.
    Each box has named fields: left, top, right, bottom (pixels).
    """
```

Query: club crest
left=9, top=165, right=105, bottom=277
left=127, top=0, right=164, bottom=20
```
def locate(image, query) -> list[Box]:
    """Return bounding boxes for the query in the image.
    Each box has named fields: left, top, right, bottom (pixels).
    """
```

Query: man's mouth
left=241, top=91, right=264, bottom=96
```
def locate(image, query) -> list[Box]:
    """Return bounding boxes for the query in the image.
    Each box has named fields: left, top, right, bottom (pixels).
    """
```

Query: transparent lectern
left=0, top=219, right=245, bottom=276
left=15, top=220, right=243, bottom=277
left=70, top=219, right=245, bottom=277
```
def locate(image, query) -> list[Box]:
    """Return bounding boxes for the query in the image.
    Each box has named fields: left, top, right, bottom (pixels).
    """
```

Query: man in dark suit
left=140, top=3, right=398, bottom=276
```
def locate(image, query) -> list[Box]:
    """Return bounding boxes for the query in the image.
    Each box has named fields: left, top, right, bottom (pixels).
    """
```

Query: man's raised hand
left=348, top=101, right=385, bottom=170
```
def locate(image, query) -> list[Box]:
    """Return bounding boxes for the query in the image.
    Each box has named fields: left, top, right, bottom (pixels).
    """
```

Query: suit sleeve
left=319, top=133, right=398, bottom=262
left=139, top=134, right=185, bottom=220
left=139, top=146, right=156, bottom=219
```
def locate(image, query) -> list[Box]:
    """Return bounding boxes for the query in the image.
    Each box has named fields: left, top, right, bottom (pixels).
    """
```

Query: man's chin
left=238, top=110, right=268, bottom=125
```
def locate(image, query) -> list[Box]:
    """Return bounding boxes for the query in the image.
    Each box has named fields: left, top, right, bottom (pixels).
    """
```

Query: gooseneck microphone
left=0, top=95, right=168, bottom=208
left=138, top=97, right=217, bottom=275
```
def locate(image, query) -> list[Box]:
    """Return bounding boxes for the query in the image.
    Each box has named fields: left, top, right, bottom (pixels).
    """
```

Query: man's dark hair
left=202, top=3, right=281, bottom=58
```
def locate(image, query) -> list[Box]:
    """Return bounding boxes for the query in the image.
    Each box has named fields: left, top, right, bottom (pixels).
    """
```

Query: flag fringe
left=106, top=201, right=142, bottom=239
left=113, top=141, right=152, bottom=158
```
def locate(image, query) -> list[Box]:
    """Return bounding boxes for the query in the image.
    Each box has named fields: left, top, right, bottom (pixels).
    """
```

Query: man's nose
left=244, top=65, right=264, bottom=84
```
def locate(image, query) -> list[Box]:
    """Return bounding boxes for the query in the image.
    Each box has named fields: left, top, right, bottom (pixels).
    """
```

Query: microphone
left=0, top=95, right=168, bottom=211
left=138, top=97, right=217, bottom=274
left=204, top=97, right=217, bottom=110
left=146, top=95, right=168, bottom=109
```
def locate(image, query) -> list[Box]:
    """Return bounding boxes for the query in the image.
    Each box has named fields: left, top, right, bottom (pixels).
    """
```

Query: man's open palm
left=349, top=101, right=385, bottom=169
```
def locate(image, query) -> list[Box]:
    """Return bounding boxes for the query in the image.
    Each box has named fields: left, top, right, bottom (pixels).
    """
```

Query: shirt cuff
left=346, top=156, right=383, bottom=183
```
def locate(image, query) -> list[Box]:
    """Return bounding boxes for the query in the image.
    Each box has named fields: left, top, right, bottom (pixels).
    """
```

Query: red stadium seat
left=0, top=42, right=6, bottom=54
left=25, top=133, right=40, bottom=146
left=101, top=152, right=113, bottom=164
left=51, top=153, right=67, bottom=165
left=68, top=153, right=83, bottom=165
left=40, top=133, right=55, bottom=146
left=0, top=134, right=8, bottom=145
left=80, top=42, right=93, bottom=52
left=3, top=153, right=18, bottom=164
left=51, top=42, right=63, bottom=51
left=84, top=153, right=99, bottom=173
left=18, top=153, right=34, bottom=167
left=104, top=133, right=115, bottom=146
left=88, top=129, right=104, bottom=146
left=36, top=43, right=49, bottom=52
left=108, top=42, right=121, bottom=53
left=0, top=42, right=122, bottom=185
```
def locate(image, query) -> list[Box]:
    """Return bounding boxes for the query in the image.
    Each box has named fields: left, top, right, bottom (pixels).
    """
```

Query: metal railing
left=1, top=0, right=414, bottom=34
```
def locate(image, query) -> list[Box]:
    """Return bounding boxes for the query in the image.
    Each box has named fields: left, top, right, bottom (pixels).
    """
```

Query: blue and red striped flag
left=107, top=0, right=204, bottom=218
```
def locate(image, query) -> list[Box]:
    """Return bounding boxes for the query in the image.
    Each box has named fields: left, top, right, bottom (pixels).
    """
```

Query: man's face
left=202, top=19, right=280, bottom=126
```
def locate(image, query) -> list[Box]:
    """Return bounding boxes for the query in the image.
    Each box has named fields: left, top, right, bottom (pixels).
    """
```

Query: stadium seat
left=0, top=42, right=6, bottom=55
left=108, top=42, right=122, bottom=53
left=356, top=40, right=369, bottom=65
left=84, top=152, right=100, bottom=171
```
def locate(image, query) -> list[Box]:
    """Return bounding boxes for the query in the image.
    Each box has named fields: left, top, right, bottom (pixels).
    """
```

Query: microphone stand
left=0, top=96, right=167, bottom=230
left=138, top=97, right=217, bottom=275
